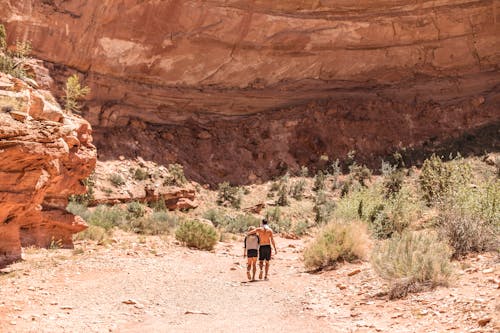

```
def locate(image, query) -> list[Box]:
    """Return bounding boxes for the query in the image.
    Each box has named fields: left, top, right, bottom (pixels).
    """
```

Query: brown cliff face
left=1, top=0, right=499, bottom=184
left=0, top=72, right=96, bottom=268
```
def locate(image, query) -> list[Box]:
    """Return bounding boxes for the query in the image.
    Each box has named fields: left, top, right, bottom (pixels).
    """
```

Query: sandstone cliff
left=1, top=0, right=498, bottom=184
left=0, top=72, right=96, bottom=268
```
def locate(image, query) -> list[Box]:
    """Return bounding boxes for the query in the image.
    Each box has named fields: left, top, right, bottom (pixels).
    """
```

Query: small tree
left=0, top=24, right=6, bottom=51
left=64, top=74, right=90, bottom=114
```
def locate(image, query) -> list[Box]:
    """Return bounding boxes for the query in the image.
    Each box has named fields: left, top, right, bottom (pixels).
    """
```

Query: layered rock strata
left=0, top=72, right=96, bottom=268
left=1, top=0, right=499, bottom=184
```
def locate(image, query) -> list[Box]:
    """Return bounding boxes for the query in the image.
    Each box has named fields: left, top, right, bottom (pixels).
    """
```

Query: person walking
left=243, top=226, right=260, bottom=281
left=249, top=219, right=277, bottom=280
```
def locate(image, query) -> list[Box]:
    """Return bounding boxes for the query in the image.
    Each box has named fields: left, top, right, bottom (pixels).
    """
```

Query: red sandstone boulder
left=0, top=73, right=96, bottom=268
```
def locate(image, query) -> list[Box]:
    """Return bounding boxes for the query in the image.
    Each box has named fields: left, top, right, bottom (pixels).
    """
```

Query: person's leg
left=251, top=258, right=257, bottom=280
left=264, top=260, right=270, bottom=279
left=259, top=260, right=264, bottom=279
left=246, top=257, right=252, bottom=280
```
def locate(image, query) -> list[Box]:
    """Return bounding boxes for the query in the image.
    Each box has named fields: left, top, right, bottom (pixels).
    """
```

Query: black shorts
left=259, top=245, right=271, bottom=261
left=247, top=249, right=258, bottom=258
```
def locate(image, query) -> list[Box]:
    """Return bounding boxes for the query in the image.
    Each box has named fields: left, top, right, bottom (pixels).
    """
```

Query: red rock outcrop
left=0, top=72, right=96, bottom=268
left=1, top=0, right=498, bottom=184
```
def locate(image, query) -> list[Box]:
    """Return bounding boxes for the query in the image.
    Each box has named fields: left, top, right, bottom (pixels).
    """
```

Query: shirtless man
left=249, top=219, right=277, bottom=280
left=243, top=226, right=260, bottom=281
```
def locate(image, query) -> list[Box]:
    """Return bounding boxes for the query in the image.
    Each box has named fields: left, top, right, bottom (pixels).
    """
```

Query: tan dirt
left=0, top=235, right=498, bottom=333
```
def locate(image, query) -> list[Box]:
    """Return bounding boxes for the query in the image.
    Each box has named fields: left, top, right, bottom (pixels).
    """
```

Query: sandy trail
left=0, top=235, right=498, bottom=332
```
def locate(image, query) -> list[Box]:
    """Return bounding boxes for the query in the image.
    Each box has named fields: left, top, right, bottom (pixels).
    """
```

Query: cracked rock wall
left=1, top=0, right=499, bottom=184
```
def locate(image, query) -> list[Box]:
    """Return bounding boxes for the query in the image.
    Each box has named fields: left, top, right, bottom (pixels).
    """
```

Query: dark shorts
left=247, top=249, right=258, bottom=258
left=259, top=245, right=271, bottom=261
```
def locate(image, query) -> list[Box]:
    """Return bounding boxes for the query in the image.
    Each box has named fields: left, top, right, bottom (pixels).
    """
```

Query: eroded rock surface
left=0, top=73, right=96, bottom=268
left=1, top=0, right=499, bottom=184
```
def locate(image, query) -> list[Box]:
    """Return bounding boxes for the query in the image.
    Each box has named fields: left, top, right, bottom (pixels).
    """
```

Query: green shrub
left=131, top=211, right=178, bottom=235
left=66, top=202, right=91, bottom=221
left=437, top=181, right=499, bottom=258
left=223, top=214, right=260, bottom=233
left=74, top=225, right=109, bottom=244
left=419, top=154, right=471, bottom=205
left=109, top=173, right=125, bottom=187
left=290, top=179, right=306, bottom=200
left=127, top=201, right=146, bottom=219
left=175, top=220, right=218, bottom=250
left=313, top=190, right=335, bottom=225
left=148, top=197, right=167, bottom=212
left=334, top=184, right=421, bottom=239
left=264, top=207, right=292, bottom=233
left=64, top=74, right=90, bottom=114
left=69, top=173, right=96, bottom=205
left=276, top=176, right=289, bottom=206
left=371, top=231, right=452, bottom=299
left=313, top=171, right=326, bottom=192
left=303, top=221, right=370, bottom=271
left=293, top=220, right=309, bottom=236
left=133, top=168, right=149, bottom=181
left=163, top=164, right=187, bottom=186
left=203, top=208, right=227, bottom=228
left=203, top=209, right=259, bottom=233
left=349, top=163, right=372, bottom=187
left=216, top=182, right=241, bottom=209
left=327, top=159, right=341, bottom=177
left=87, top=205, right=128, bottom=231
left=0, top=25, right=30, bottom=79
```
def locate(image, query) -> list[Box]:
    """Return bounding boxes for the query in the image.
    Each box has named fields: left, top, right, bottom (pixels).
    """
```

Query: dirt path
left=0, top=235, right=498, bottom=332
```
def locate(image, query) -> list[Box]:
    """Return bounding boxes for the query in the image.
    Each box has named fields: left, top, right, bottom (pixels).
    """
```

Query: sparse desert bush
left=69, top=173, right=96, bottom=205
left=66, top=202, right=91, bottom=221
left=290, top=178, right=306, bottom=200
left=0, top=25, right=30, bottom=79
left=163, top=163, right=187, bottom=186
left=262, top=207, right=291, bottom=233
left=127, top=201, right=147, bottom=219
left=293, top=220, right=309, bottom=236
left=109, top=173, right=125, bottom=187
left=216, top=182, right=241, bottom=209
left=437, top=181, right=499, bottom=258
left=130, top=211, right=178, bottom=235
left=348, top=163, right=372, bottom=187
left=87, top=205, right=128, bottom=231
left=73, top=225, right=109, bottom=244
left=313, top=190, right=335, bottom=225
left=371, top=231, right=452, bottom=299
left=334, top=184, right=421, bottom=239
left=175, top=220, right=218, bottom=250
left=313, top=171, right=326, bottom=192
left=303, top=220, right=370, bottom=271
left=133, top=168, right=149, bottom=181
left=225, top=214, right=260, bottom=233
left=203, top=208, right=227, bottom=228
left=419, top=154, right=471, bottom=205
left=203, top=209, right=260, bottom=233
left=381, top=161, right=404, bottom=198
left=276, top=174, right=289, bottom=206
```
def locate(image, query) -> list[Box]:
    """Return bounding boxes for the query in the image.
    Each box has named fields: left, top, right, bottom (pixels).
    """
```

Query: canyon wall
left=0, top=71, right=96, bottom=267
left=1, top=0, right=499, bottom=184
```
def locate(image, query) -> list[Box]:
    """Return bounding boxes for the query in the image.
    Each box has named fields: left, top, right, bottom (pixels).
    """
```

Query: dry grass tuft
left=371, top=231, right=453, bottom=299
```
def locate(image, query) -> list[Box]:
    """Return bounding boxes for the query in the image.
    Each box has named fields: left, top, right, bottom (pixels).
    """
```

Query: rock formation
left=0, top=72, right=96, bottom=268
left=91, top=159, right=198, bottom=210
left=1, top=0, right=499, bottom=184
